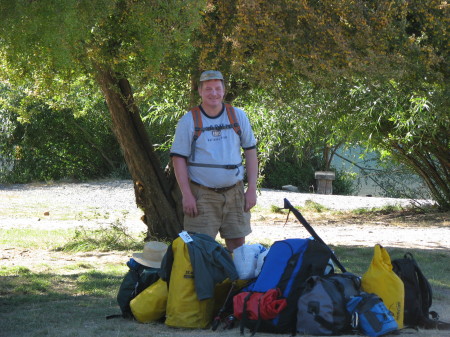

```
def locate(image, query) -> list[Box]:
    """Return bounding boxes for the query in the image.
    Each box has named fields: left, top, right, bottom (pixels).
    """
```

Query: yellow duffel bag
left=130, top=278, right=168, bottom=323
left=165, top=237, right=215, bottom=329
left=361, top=244, right=404, bottom=328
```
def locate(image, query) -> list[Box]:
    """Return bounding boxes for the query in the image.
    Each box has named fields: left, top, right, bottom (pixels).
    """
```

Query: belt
left=190, top=180, right=237, bottom=193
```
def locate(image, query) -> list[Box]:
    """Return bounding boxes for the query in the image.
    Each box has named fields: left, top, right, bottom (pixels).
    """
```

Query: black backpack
left=107, top=258, right=160, bottom=319
left=297, top=272, right=361, bottom=335
left=392, top=252, right=450, bottom=330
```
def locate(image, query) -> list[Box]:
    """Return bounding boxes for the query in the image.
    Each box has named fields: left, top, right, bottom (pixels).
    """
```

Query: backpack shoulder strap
left=225, top=103, right=242, bottom=136
left=407, top=253, right=433, bottom=314
left=190, top=106, right=202, bottom=161
left=191, top=106, right=203, bottom=141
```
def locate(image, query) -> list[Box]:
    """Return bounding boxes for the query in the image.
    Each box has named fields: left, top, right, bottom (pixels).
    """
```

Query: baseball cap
left=199, top=70, right=224, bottom=82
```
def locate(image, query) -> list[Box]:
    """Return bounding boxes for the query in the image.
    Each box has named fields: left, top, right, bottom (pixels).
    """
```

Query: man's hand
left=172, top=156, right=198, bottom=217
left=244, top=187, right=257, bottom=212
left=182, top=191, right=198, bottom=217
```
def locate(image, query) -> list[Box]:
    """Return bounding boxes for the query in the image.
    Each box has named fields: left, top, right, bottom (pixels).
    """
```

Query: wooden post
left=315, top=171, right=336, bottom=195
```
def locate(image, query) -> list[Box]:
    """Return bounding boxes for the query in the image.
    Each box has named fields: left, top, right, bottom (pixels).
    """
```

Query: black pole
left=283, top=198, right=347, bottom=273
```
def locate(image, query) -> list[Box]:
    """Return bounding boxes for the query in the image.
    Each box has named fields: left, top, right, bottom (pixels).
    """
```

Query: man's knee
left=225, top=237, right=245, bottom=252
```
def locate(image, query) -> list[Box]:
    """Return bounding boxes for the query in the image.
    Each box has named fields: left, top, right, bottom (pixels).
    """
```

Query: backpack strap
left=190, top=106, right=203, bottom=162
left=240, top=292, right=253, bottom=335
left=355, top=295, right=384, bottom=333
left=225, top=103, right=242, bottom=137
left=407, top=253, right=433, bottom=314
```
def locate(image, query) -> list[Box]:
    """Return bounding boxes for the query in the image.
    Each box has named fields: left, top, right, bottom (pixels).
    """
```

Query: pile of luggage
left=108, top=198, right=449, bottom=336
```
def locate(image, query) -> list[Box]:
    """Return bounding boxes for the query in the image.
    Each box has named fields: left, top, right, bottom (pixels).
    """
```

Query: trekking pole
left=283, top=198, right=347, bottom=273
left=211, top=282, right=236, bottom=331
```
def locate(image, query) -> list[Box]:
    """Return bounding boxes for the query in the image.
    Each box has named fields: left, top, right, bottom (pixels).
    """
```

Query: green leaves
left=0, top=0, right=205, bottom=85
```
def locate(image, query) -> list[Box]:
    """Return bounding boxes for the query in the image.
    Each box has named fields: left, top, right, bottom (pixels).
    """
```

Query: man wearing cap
left=170, top=70, right=258, bottom=251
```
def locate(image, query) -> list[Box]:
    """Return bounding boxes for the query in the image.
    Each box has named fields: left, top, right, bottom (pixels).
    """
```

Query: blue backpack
left=238, top=238, right=331, bottom=334
left=346, top=292, right=398, bottom=337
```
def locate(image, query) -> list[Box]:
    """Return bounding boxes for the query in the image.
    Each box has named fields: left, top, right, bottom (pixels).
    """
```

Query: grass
left=0, top=227, right=76, bottom=249
left=331, top=246, right=450, bottom=293
left=0, top=245, right=448, bottom=337
left=58, top=220, right=146, bottom=252
left=351, top=205, right=405, bottom=215
left=0, top=262, right=126, bottom=304
left=0, top=221, right=145, bottom=252
left=267, top=202, right=426, bottom=218
left=302, top=200, right=330, bottom=212
left=269, top=200, right=330, bottom=214
left=1, top=207, right=449, bottom=337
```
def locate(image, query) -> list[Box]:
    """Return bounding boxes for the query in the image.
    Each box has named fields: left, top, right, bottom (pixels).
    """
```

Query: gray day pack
left=297, top=272, right=361, bottom=335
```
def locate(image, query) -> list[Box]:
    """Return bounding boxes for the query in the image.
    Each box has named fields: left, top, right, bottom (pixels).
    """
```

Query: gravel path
left=0, top=179, right=433, bottom=214
left=2, top=179, right=447, bottom=251
left=0, top=179, right=436, bottom=229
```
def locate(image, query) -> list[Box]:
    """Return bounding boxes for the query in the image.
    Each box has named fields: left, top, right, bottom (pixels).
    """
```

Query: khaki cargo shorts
left=183, top=180, right=252, bottom=240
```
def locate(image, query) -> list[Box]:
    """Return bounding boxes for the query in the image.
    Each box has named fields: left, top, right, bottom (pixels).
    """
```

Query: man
left=170, top=70, right=258, bottom=251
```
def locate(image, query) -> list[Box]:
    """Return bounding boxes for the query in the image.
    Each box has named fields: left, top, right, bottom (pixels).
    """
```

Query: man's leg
left=225, top=237, right=245, bottom=252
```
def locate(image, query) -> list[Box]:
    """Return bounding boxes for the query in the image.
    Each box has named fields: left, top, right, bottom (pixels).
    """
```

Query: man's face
left=198, top=79, right=224, bottom=109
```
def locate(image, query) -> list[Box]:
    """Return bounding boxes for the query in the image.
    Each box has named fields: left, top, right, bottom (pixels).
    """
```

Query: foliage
left=196, top=0, right=448, bottom=89
left=0, top=0, right=205, bottom=84
left=261, top=158, right=316, bottom=192
left=331, top=80, right=449, bottom=208
left=135, top=75, right=192, bottom=166
left=332, top=147, right=433, bottom=199
left=333, top=170, right=358, bottom=196
left=236, top=85, right=329, bottom=185
left=235, top=83, right=359, bottom=194
left=195, top=0, right=449, bottom=205
left=0, top=83, right=126, bottom=183
left=364, top=156, right=430, bottom=199
left=1, top=0, right=209, bottom=239
left=0, top=0, right=206, bottom=180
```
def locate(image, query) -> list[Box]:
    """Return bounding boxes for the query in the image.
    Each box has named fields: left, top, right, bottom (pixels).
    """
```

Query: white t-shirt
left=170, top=105, right=256, bottom=188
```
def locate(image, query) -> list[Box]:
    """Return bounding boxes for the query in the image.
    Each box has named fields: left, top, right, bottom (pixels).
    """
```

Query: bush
left=0, top=100, right=127, bottom=183
left=332, top=170, right=358, bottom=195
left=261, top=158, right=317, bottom=192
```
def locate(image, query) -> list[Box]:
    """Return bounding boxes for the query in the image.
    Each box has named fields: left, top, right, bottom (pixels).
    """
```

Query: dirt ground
left=2, top=208, right=449, bottom=269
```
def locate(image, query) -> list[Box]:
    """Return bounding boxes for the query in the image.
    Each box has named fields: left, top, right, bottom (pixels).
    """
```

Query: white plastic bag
left=233, top=244, right=267, bottom=279
left=255, top=248, right=270, bottom=277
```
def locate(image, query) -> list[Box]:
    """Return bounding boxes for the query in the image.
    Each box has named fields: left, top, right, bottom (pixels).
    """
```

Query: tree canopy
left=195, top=0, right=448, bottom=89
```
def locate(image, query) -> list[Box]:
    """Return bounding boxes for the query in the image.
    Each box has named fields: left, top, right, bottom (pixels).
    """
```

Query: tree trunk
left=95, top=67, right=183, bottom=240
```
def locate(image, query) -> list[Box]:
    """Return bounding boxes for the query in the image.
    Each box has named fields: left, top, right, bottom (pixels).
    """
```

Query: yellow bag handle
left=373, top=244, right=393, bottom=271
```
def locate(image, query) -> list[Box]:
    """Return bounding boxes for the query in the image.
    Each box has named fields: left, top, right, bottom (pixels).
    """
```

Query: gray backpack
left=297, top=272, right=361, bottom=335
